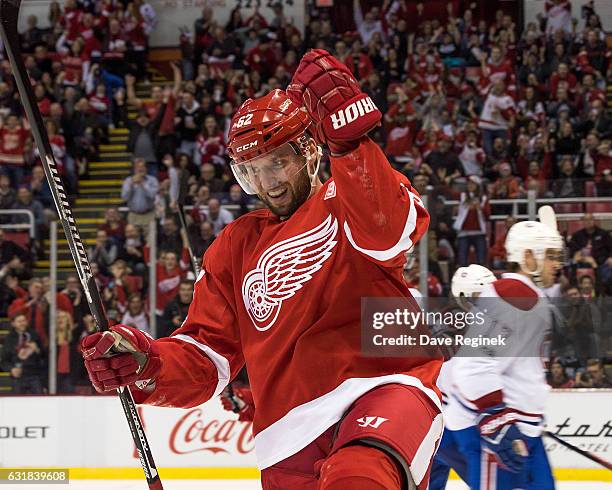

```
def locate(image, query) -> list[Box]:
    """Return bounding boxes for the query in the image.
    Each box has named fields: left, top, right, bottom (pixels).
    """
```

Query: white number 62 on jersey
left=235, top=114, right=253, bottom=128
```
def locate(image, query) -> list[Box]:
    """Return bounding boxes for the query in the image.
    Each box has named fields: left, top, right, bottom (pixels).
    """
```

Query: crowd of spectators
left=0, top=0, right=160, bottom=392
left=0, top=0, right=611, bottom=393
left=0, top=0, right=158, bottom=256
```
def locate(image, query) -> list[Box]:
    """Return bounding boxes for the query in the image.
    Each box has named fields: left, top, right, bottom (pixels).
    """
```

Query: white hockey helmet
left=505, top=220, right=564, bottom=274
left=451, top=264, right=496, bottom=298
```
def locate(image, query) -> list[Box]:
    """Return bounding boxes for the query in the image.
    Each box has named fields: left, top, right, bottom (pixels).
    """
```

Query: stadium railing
left=0, top=209, right=35, bottom=240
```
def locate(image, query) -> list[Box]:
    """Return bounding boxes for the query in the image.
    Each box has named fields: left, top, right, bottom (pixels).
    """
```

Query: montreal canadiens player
left=430, top=264, right=496, bottom=490
left=452, top=213, right=563, bottom=490
left=81, top=50, right=444, bottom=489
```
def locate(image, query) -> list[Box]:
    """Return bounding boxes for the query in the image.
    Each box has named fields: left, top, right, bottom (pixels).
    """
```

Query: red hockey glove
left=221, top=385, right=255, bottom=422
left=286, top=49, right=381, bottom=156
left=81, top=325, right=162, bottom=393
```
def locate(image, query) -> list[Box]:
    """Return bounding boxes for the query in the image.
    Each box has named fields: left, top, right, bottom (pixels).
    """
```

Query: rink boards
left=0, top=390, right=610, bottom=481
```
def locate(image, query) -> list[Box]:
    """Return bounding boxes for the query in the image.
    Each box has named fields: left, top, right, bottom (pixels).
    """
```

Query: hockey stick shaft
left=177, top=205, right=201, bottom=276
left=0, top=3, right=163, bottom=488
left=544, top=431, right=612, bottom=470
left=174, top=207, right=243, bottom=412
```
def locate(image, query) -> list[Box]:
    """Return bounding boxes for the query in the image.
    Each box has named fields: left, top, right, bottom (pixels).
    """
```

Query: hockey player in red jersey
left=81, top=50, right=443, bottom=489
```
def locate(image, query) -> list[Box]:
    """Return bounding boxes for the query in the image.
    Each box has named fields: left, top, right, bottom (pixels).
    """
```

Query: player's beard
left=259, top=164, right=312, bottom=219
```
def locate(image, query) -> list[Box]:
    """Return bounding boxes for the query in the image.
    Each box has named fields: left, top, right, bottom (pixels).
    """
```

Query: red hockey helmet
left=228, top=89, right=314, bottom=194
left=228, top=89, right=312, bottom=164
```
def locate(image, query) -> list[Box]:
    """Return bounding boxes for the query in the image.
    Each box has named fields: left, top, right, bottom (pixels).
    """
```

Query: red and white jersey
left=155, top=264, right=186, bottom=315
left=133, top=139, right=442, bottom=469
left=545, top=0, right=571, bottom=35
left=478, top=92, right=516, bottom=131
left=452, top=273, right=551, bottom=437
left=437, top=358, right=477, bottom=431
left=458, top=144, right=486, bottom=176
left=0, top=126, right=29, bottom=166
left=63, top=55, right=85, bottom=85
left=89, top=94, right=110, bottom=114
left=60, top=7, right=83, bottom=42
left=196, top=132, right=226, bottom=166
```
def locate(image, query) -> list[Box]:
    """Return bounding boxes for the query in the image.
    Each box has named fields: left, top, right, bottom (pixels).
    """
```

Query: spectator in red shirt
left=196, top=115, right=226, bottom=167
left=247, top=36, right=279, bottom=81
left=56, top=309, right=75, bottom=393
left=343, top=39, right=374, bottom=80
left=46, top=120, right=67, bottom=174
left=385, top=113, right=416, bottom=163
left=60, top=38, right=88, bottom=86
left=88, top=83, right=111, bottom=122
left=99, top=207, right=126, bottom=247
left=489, top=216, right=517, bottom=269
left=59, top=0, right=84, bottom=43
left=34, top=84, right=52, bottom=117
left=480, top=45, right=515, bottom=95
left=595, top=141, right=612, bottom=196
left=102, top=259, right=141, bottom=319
left=155, top=250, right=186, bottom=319
left=0, top=114, right=31, bottom=188
left=384, top=87, right=417, bottom=133
left=8, top=278, right=49, bottom=347
left=453, top=176, right=490, bottom=266
left=550, top=62, right=577, bottom=98
left=402, top=255, right=443, bottom=297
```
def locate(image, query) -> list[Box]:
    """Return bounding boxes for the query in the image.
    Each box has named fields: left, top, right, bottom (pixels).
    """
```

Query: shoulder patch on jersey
left=493, top=279, right=538, bottom=311
left=324, top=181, right=336, bottom=200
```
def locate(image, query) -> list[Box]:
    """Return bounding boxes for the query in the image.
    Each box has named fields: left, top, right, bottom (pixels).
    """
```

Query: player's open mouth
left=267, top=188, right=289, bottom=202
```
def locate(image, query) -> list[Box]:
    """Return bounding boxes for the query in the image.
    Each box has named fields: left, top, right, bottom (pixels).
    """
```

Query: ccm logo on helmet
left=236, top=141, right=259, bottom=153
left=330, top=97, right=378, bottom=130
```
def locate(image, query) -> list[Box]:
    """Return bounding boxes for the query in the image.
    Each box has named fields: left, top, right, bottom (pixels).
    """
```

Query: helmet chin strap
left=305, top=145, right=322, bottom=194
left=520, top=253, right=545, bottom=287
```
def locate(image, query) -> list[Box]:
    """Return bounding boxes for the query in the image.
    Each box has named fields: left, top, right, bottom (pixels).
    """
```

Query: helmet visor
left=230, top=142, right=307, bottom=195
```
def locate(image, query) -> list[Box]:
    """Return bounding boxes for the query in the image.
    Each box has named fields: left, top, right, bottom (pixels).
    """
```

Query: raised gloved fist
left=478, top=404, right=529, bottom=472
left=286, top=49, right=381, bottom=155
left=81, top=325, right=161, bottom=393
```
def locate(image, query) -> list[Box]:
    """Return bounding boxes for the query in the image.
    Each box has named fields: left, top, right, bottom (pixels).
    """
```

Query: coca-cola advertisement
left=0, top=396, right=257, bottom=468
left=166, top=407, right=254, bottom=458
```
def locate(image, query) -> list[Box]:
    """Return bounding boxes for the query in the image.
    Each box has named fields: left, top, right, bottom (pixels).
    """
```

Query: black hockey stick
left=544, top=430, right=612, bottom=470
left=177, top=205, right=201, bottom=276
left=174, top=206, right=245, bottom=413
left=0, top=2, right=163, bottom=488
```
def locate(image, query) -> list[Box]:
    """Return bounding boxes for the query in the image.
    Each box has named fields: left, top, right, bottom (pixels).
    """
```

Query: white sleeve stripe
left=171, top=334, right=230, bottom=397
left=410, top=413, right=444, bottom=485
left=343, top=185, right=421, bottom=262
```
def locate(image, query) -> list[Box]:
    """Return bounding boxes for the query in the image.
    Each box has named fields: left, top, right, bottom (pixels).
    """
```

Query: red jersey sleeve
left=330, top=138, right=430, bottom=268
left=133, top=233, right=244, bottom=408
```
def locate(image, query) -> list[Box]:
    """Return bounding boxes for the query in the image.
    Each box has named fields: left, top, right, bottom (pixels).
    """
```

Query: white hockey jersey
left=478, top=93, right=516, bottom=131
left=452, top=273, right=551, bottom=437
left=437, top=358, right=478, bottom=431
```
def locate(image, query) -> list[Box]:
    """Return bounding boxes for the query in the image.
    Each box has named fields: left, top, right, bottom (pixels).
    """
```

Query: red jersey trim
left=471, top=389, right=503, bottom=410
left=493, top=279, right=539, bottom=311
